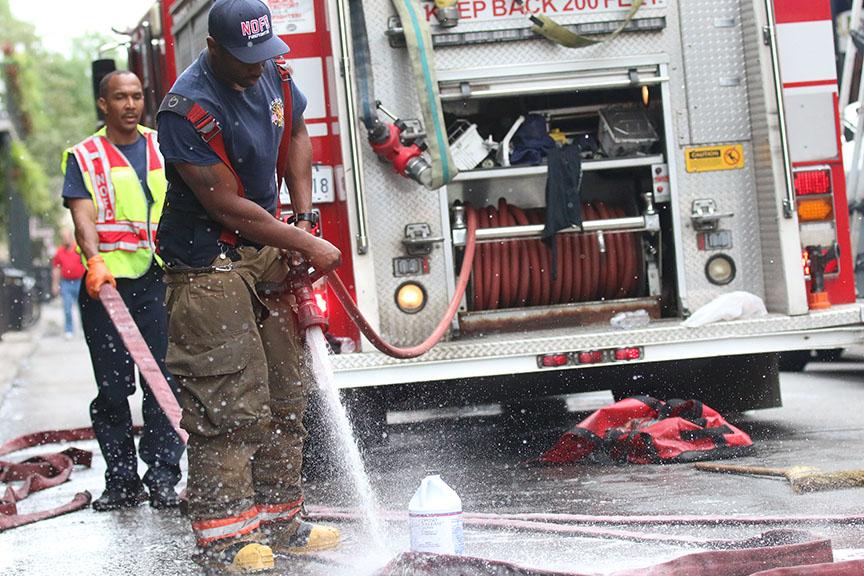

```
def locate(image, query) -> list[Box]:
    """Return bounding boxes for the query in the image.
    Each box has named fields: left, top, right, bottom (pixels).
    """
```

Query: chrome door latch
left=690, top=199, right=734, bottom=231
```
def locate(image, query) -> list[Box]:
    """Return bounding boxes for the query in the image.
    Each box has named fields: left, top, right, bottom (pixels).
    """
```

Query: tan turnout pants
left=164, top=246, right=308, bottom=548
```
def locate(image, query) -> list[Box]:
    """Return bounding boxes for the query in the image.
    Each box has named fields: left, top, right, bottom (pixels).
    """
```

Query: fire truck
left=124, top=0, right=864, bottom=429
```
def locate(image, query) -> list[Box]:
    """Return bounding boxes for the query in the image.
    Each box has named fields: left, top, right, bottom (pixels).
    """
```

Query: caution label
left=685, top=144, right=745, bottom=173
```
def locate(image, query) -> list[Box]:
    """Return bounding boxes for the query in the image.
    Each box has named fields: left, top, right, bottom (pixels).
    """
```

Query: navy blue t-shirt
left=62, top=136, right=152, bottom=206
left=156, top=51, right=307, bottom=267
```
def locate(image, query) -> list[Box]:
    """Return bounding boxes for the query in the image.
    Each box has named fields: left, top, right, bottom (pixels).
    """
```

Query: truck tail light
left=539, top=353, right=569, bottom=368
left=537, top=347, right=645, bottom=369
left=577, top=351, right=604, bottom=364
left=794, top=169, right=832, bottom=196
left=797, top=198, right=834, bottom=222
left=614, top=347, right=643, bottom=361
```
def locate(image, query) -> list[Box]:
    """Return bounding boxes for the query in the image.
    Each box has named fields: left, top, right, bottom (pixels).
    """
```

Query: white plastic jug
left=408, top=473, right=465, bottom=555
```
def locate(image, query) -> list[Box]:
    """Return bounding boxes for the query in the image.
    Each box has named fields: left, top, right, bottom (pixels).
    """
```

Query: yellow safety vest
left=61, top=126, right=166, bottom=279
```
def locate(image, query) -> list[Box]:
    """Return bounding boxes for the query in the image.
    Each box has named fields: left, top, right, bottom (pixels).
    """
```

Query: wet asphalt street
left=2, top=302, right=864, bottom=575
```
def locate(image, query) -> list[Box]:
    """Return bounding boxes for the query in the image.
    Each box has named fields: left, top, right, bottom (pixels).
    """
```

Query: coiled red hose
left=466, top=200, right=641, bottom=312
left=327, top=199, right=643, bottom=357
left=327, top=206, right=478, bottom=359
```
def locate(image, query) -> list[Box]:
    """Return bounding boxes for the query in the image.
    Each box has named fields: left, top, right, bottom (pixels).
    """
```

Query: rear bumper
left=331, top=304, right=864, bottom=388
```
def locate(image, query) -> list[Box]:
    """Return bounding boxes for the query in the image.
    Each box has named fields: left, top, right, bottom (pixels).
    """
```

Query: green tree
left=0, top=0, right=121, bottom=239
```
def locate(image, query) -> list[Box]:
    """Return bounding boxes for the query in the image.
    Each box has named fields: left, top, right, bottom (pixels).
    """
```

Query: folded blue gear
left=510, top=114, right=555, bottom=165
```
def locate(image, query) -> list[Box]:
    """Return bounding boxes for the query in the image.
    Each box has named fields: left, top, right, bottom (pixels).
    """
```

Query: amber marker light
left=395, top=282, right=427, bottom=314
left=797, top=198, right=834, bottom=222
left=705, top=254, right=736, bottom=285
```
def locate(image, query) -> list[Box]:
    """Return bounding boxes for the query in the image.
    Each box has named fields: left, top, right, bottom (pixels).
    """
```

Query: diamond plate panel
left=361, top=2, right=453, bottom=346
left=741, top=0, right=802, bottom=314
left=672, top=143, right=767, bottom=313
left=332, top=305, right=864, bottom=371
left=678, top=0, right=752, bottom=144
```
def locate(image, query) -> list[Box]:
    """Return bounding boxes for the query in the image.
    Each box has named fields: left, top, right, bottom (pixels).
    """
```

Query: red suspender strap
left=159, top=93, right=246, bottom=246
left=274, top=55, right=294, bottom=221
left=184, top=102, right=244, bottom=246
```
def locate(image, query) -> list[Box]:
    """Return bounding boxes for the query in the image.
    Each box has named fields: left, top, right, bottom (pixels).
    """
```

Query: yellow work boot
left=193, top=540, right=275, bottom=573
left=267, top=520, right=341, bottom=554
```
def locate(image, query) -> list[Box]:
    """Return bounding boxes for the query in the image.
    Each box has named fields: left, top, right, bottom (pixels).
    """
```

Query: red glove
left=85, top=255, right=116, bottom=299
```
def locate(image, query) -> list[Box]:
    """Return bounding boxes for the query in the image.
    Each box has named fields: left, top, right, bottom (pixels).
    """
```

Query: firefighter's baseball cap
left=208, top=0, right=289, bottom=64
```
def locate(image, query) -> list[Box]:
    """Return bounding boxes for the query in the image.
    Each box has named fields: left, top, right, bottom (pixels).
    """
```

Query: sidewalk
left=0, top=299, right=140, bottom=441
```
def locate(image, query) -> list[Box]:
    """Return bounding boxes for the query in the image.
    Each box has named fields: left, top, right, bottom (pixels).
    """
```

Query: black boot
left=149, top=484, right=181, bottom=509
left=92, top=485, right=148, bottom=511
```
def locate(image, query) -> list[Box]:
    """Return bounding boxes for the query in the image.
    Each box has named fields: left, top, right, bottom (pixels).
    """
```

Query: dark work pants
left=78, top=263, right=184, bottom=491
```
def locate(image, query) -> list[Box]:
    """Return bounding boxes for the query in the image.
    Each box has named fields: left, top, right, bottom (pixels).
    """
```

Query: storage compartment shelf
left=452, top=154, right=664, bottom=182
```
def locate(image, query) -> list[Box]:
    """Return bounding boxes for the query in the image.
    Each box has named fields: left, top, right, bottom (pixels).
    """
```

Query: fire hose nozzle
left=287, top=263, right=329, bottom=332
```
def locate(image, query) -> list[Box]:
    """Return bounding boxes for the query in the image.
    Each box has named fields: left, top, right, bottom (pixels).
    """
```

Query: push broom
left=695, top=462, right=864, bottom=494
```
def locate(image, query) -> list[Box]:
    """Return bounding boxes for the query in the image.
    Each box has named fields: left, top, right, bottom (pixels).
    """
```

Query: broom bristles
left=787, top=468, right=864, bottom=494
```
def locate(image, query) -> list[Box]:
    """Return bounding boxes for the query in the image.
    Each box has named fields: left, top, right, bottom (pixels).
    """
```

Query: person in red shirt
left=51, top=228, right=86, bottom=338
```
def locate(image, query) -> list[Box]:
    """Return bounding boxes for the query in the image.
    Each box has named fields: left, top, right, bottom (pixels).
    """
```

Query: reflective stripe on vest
left=63, top=127, right=166, bottom=279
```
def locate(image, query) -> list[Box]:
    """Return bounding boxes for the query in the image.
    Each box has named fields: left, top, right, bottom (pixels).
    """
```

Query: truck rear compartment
left=349, top=1, right=801, bottom=352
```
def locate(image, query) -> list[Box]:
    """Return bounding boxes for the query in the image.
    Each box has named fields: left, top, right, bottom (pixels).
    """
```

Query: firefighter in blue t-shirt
left=156, top=0, right=341, bottom=571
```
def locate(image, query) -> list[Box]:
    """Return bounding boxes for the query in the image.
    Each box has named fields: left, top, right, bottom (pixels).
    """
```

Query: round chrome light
left=705, top=254, right=736, bottom=285
left=395, top=282, right=426, bottom=314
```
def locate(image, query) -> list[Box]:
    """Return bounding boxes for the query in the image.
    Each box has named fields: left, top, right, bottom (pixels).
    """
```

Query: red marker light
left=577, top=351, right=604, bottom=364
left=539, top=353, right=569, bottom=367
left=614, top=347, right=642, bottom=361
left=794, top=169, right=831, bottom=196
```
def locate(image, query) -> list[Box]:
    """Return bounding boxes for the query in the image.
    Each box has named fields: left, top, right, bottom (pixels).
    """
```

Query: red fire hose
left=98, top=285, right=188, bottom=444
left=327, top=205, right=478, bottom=359
left=328, top=199, right=643, bottom=357
left=0, top=284, right=189, bottom=532
left=306, top=506, right=864, bottom=576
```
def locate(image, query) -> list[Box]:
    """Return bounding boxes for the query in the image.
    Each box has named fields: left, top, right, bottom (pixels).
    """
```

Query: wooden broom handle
left=694, top=462, right=789, bottom=477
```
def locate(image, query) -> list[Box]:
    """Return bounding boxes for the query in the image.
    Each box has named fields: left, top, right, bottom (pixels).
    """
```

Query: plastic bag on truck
left=535, top=396, right=753, bottom=465
left=682, top=291, right=767, bottom=328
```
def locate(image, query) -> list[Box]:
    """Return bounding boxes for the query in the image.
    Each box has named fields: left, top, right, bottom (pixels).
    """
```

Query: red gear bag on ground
left=538, top=396, right=754, bottom=465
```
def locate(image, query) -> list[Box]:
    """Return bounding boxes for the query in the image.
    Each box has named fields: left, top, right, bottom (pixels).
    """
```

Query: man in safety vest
left=155, top=0, right=341, bottom=571
left=61, top=70, right=184, bottom=512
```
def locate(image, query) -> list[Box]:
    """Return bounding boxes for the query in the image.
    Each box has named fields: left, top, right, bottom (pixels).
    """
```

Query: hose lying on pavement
left=377, top=549, right=864, bottom=576
left=312, top=507, right=864, bottom=575
left=0, top=428, right=98, bottom=532
left=305, top=507, right=864, bottom=548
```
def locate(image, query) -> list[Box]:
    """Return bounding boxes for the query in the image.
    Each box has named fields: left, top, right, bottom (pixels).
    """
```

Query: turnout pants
left=78, top=263, right=184, bottom=492
left=164, top=247, right=308, bottom=548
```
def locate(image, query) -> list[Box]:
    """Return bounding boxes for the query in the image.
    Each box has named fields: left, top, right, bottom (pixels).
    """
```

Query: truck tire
left=341, top=387, right=388, bottom=449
